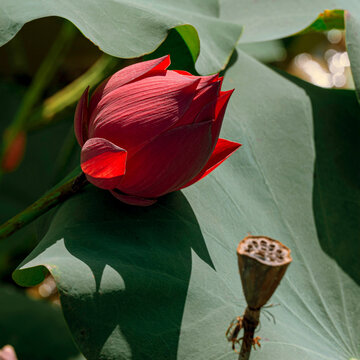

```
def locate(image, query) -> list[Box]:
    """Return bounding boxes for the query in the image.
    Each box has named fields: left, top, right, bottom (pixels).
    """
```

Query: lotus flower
left=74, top=55, right=241, bottom=206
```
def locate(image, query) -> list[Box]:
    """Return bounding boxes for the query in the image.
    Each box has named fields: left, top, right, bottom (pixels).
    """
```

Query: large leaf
left=219, top=0, right=360, bottom=117
left=0, top=0, right=242, bottom=75
left=13, top=51, right=360, bottom=359
left=346, top=12, right=360, bottom=102
left=219, top=1, right=358, bottom=43
left=279, top=71, right=360, bottom=286
left=0, top=284, right=82, bottom=360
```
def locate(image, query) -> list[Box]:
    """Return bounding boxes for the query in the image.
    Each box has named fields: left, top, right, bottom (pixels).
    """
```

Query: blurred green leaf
left=12, top=51, right=360, bottom=359
left=219, top=1, right=358, bottom=42
left=219, top=0, right=360, bottom=108
left=0, top=0, right=242, bottom=75
left=0, top=80, right=79, bottom=278
left=27, top=54, right=118, bottom=131
left=298, top=9, right=344, bottom=34
left=279, top=71, right=360, bottom=286
left=0, top=81, right=79, bottom=221
left=0, top=284, right=81, bottom=360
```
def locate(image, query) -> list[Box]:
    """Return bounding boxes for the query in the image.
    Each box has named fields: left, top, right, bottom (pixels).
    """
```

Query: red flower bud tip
left=74, top=55, right=241, bottom=206
left=1, top=131, right=26, bottom=173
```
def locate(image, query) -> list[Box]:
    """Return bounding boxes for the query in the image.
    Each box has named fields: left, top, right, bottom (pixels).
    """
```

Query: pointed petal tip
left=224, top=138, right=242, bottom=149
left=210, top=137, right=241, bottom=157
left=153, top=55, right=171, bottom=71
left=163, top=54, right=171, bottom=67
left=180, top=77, right=202, bottom=96
left=215, top=89, right=234, bottom=121
left=212, top=74, right=220, bottom=82
left=220, top=88, right=235, bottom=98
left=180, top=138, right=241, bottom=189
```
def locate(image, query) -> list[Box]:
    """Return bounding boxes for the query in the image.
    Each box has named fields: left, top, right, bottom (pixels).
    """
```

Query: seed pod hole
left=256, top=250, right=266, bottom=260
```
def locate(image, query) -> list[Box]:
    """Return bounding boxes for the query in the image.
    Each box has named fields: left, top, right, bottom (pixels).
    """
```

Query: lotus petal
left=89, top=55, right=170, bottom=115
left=180, top=138, right=241, bottom=189
left=117, top=121, right=213, bottom=198
left=81, top=137, right=127, bottom=190
left=89, top=73, right=200, bottom=155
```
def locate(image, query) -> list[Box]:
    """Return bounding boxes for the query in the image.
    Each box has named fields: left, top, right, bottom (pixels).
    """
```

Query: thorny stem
left=238, top=307, right=260, bottom=360
left=0, top=172, right=88, bottom=240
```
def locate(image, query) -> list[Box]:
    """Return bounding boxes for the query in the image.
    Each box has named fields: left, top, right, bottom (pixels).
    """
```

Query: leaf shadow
left=60, top=188, right=214, bottom=360
left=274, top=69, right=360, bottom=286
left=311, top=86, right=360, bottom=286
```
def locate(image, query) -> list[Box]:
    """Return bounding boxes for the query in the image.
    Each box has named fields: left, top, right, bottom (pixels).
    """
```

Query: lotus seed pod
left=237, top=235, right=292, bottom=309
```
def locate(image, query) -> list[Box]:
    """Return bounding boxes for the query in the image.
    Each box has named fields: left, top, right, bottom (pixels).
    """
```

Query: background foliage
left=0, top=1, right=359, bottom=359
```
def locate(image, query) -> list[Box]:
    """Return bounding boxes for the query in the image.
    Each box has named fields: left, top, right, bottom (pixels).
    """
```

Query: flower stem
left=0, top=172, right=88, bottom=240
left=27, top=54, right=119, bottom=131
left=238, top=307, right=260, bottom=360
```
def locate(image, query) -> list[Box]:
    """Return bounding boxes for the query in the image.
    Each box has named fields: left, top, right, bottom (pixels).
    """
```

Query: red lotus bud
left=1, top=131, right=26, bottom=173
left=74, top=55, right=241, bottom=206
